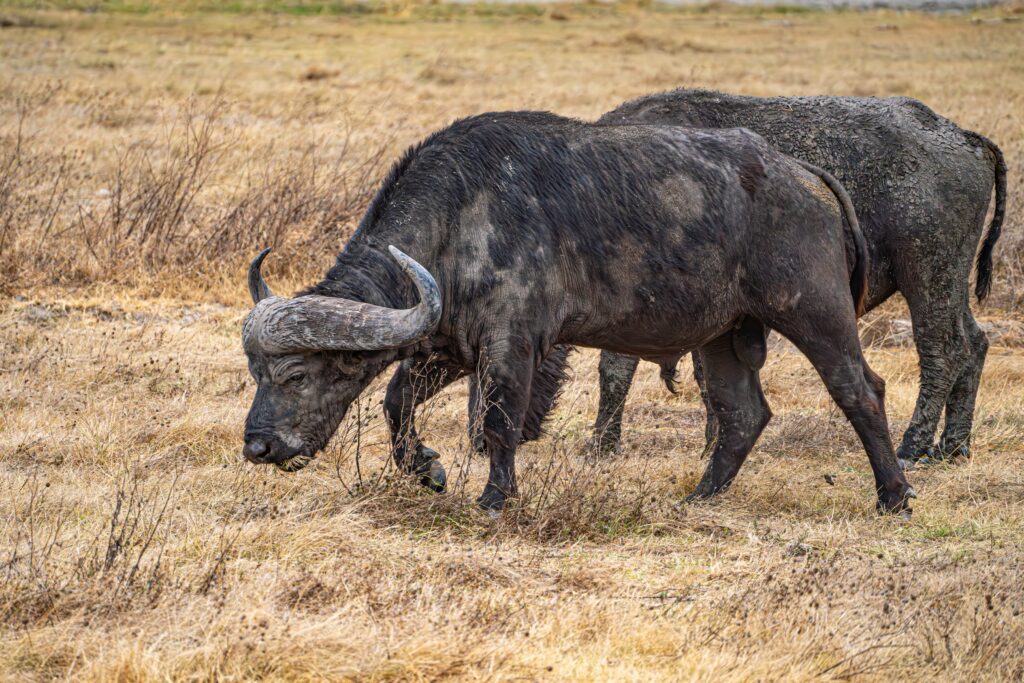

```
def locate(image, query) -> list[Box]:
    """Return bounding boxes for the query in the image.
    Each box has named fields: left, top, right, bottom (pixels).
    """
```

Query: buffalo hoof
left=934, top=442, right=970, bottom=463
left=896, top=444, right=935, bottom=463
left=947, top=443, right=970, bottom=459
left=413, top=446, right=446, bottom=493
left=684, top=473, right=733, bottom=505
left=419, top=458, right=447, bottom=493
left=588, top=432, right=622, bottom=456
left=876, top=484, right=916, bottom=516
left=685, top=479, right=724, bottom=503
left=477, top=483, right=510, bottom=512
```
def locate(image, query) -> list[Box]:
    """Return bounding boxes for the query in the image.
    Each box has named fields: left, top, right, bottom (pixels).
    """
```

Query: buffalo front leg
left=938, top=310, right=989, bottom=459
left=689, top=331, right=772, bottom=500
left=384, top=357, right=468, bottom=492
left=476, top=340, right=535, bottom=513
left=593, top=351, right=640, bottom=453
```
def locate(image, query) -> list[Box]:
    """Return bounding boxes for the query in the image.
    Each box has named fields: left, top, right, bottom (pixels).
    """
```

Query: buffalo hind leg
left=894, top=246, right=979, bottom=463
left=771, top=313, right=914, bottom=514
left=593, top=351, right=640, bottom=453
left=689, top=331, right=772, bottom=499
left=895, top=312, right=966, bottom=463
left=938, top=310, right=989, bottom=459
left=476, top=338, right=535, bottom=513
left=384, top=357, right=468, bottom=492
left=468, top=345, right=572, bottom=452
left=692, top=317, right=768, bottom=462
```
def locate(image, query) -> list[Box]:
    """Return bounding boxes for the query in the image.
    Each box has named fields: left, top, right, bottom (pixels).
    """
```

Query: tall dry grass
left=0, top=2, right=1021, bottom=305
left=0, top=3, right=1022, bottom=680
left=1, top=90, right=388, bottom=293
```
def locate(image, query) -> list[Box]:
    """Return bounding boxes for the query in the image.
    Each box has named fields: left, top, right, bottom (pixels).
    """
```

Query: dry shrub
left=1, top=464, right=180, bottom=628
left=270, top=364, right=670, bottom=546
left=73, top=103, right=227, bottom=274
left=0, top=96, right=388, bottom=291
left=0, top=88, right=75, bottom=293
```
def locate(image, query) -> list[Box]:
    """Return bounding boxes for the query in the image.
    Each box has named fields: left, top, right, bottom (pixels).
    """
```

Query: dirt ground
left=1, top=2, right=1023, bottom=680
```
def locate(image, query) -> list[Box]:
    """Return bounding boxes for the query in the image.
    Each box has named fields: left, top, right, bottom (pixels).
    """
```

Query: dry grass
left=1, top=2, right=1023, bottom=680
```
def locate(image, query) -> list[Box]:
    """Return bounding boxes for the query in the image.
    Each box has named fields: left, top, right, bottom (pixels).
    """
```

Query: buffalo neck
left=299, top=241, right=413, bottom=310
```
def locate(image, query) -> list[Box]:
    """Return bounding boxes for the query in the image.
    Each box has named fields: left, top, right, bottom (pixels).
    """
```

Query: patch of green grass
left=596, top=510, right=654, bottom=539
left=914, top=521, right=981, bottom=541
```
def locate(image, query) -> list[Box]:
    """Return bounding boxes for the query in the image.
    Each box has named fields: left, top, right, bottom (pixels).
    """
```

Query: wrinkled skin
left=242, top=349, right=390, bottom=471
left=588, top=89, right=1006, bottom=461
left=242, top=111, right=914, bottom=514
left=243, top=345, right=445, bottom=486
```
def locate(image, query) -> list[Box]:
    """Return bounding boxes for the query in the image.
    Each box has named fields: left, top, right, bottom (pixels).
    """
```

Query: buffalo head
left=240, top=246, right=441, bottom=472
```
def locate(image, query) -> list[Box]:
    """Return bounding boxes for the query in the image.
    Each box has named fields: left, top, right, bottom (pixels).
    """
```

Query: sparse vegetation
left=0, top=3, right=1022, bottom=680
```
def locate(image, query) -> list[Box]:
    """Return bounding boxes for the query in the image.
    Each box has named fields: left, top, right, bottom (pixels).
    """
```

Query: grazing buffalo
left=241, top=112, right=916, bottom=513
left=589, top=90, right=1007, bottom=462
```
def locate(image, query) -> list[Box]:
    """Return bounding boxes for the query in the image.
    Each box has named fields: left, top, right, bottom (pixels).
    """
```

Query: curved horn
left=243, top=246, right=442, bottom=353
left=248, top=248, right=274, bottom=304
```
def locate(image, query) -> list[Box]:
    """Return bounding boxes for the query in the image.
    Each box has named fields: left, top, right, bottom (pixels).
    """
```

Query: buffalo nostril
left=242, top=438, right=268, bottom=462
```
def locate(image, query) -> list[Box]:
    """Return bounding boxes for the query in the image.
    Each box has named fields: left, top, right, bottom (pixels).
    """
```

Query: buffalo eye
left=286, top=372, right=306, bottom=386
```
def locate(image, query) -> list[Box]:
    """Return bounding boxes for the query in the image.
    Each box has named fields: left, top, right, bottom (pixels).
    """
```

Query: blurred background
left=2, top=0, right=1021, bottom=304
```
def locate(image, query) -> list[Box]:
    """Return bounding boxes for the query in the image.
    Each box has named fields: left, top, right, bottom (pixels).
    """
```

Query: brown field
left=2, top=2, right=1024, bottom=680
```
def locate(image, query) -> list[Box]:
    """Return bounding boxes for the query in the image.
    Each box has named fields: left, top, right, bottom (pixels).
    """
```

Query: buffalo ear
left=248, top=248, right=274, bottom=304
left=333, top=349, right=395, bottom=374
left=333, top=352, right=363, bottom=375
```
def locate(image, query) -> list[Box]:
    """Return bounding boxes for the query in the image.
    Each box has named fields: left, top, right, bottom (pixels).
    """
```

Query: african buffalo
left=241, top=112, right=915, bottom=513
left=588, top=90, right=1007, bottom=462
